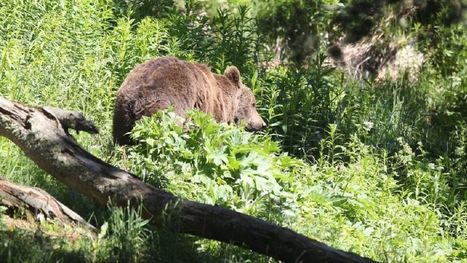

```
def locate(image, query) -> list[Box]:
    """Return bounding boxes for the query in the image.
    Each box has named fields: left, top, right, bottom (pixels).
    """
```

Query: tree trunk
left=0, top=96, right=376, bottom=263
left=0, top=176, right=95, bottom=231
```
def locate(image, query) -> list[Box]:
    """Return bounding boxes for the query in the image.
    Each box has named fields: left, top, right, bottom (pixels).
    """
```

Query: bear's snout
left=246, top=116, right=266, bottom=132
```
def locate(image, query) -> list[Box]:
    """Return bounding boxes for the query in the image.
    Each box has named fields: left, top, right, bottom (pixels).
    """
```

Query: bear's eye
left=252, top=102, right=256, bottom=107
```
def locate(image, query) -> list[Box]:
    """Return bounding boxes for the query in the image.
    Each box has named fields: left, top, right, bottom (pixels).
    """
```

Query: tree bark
left=0, top=176, right=95, bottom=231
left=0, top=96, right=376, bottom=263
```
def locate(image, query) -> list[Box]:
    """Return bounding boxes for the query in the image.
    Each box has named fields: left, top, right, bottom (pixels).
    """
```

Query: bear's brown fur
left=112, top=57, right=265, bottom=145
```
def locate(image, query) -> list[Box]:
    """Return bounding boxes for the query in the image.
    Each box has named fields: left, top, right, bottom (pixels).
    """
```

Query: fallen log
left=0, top=96, right=376, bottom=263
left=0, top=176, right=95, bottom=231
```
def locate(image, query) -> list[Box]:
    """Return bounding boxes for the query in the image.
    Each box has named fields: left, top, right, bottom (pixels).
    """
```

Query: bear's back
left=118, top=57, right=183, bottom=93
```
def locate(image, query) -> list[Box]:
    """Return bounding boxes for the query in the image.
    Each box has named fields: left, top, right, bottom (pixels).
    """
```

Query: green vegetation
left=0, top=0, right=465, bottom=262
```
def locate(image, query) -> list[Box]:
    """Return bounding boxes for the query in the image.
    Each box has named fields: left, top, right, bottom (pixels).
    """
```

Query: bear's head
left=224, top=66, right=266, bottom=132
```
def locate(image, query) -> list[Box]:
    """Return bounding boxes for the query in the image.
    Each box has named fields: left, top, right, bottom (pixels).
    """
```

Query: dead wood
left=0, top=176, right=95, bottom=231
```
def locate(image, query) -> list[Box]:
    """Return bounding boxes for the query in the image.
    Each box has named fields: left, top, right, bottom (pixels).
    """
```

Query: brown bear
left=112, top=57, right=265, bottom=145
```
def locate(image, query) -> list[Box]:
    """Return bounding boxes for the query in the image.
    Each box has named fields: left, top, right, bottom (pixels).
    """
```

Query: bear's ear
left=224, top=66, right=241, bottom=85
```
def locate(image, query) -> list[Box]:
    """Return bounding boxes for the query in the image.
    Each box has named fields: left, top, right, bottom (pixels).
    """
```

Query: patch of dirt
left=376, top=41, right=424, bottom=82
left=326, top=32, right=424, bottom=82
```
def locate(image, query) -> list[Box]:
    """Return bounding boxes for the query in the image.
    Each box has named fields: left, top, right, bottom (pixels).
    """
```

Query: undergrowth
left=124, top=110, right=466, bottom=262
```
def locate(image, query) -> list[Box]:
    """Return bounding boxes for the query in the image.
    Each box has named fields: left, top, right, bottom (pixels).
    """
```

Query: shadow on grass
left=0, top=224, right=272, bottom=263
left=0, top=228, right=88, bottom=263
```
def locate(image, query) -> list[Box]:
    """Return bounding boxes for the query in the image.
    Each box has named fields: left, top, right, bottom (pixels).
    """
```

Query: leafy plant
left=128, top=110, right=297, bottom=216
